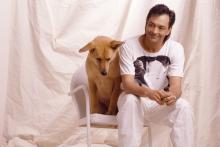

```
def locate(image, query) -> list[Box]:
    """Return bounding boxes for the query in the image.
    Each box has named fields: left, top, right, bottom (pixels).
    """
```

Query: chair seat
left=79, top=113, right=117, bottom=127
left=78, top=113, right=151, bottom=128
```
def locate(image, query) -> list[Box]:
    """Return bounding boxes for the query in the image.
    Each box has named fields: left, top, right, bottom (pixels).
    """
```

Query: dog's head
left=79, top=36, right=124, bottom=76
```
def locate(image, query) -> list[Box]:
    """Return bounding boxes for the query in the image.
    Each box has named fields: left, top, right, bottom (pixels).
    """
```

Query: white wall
left=0, top=0, right=11, bottom=136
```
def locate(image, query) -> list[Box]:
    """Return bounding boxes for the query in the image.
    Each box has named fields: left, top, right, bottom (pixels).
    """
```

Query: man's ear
left=79, top=42, right=95, bottom=53
left=166, top=27, right=172, bottom=36
left=110, top=40, right=124, bottom=50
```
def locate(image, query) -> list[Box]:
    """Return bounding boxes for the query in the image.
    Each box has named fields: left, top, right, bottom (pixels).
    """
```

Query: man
left=117, top=4, right=194, bottom=147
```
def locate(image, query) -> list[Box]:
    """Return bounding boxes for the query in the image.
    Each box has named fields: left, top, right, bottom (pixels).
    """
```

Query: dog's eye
left=96, top=58, right=101, bottom=62
left=90, top=48, right=96, bottom=53
left=106, top=58, right=110, bottom=61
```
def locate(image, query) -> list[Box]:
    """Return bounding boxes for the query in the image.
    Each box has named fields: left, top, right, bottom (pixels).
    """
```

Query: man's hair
left=146, top=4, right=175, bottom=42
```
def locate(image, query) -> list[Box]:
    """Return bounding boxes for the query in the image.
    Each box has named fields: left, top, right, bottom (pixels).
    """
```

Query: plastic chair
left=69, top=66, right=152, bottom=147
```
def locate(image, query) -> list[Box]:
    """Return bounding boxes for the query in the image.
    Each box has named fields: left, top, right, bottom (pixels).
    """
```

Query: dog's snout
left=101, top=70, right=107, bottom=76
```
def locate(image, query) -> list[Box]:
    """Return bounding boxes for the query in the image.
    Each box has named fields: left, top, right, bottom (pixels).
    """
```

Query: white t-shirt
left=119, top=36, right=185, bottom=90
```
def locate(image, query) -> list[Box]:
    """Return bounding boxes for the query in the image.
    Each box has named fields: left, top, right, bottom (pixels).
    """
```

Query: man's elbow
left=121, top=75, right=137, bottom=93
left=121, top=82, right=130, bottom=92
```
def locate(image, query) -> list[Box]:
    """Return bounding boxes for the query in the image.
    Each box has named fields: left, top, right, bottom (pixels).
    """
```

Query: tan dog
left=79, top=36, right=123, bottom=115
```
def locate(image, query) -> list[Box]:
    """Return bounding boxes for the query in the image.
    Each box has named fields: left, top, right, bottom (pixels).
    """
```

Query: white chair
left=70, top=66, right=152, bottom=147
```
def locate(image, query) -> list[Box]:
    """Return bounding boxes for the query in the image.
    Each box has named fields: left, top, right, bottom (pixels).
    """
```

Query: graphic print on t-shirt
left=133, top=55, right=171, bottom=87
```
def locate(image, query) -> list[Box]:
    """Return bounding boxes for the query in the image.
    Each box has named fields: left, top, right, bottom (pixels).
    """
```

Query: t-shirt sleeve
left=167, top=43, right=185, bottom=77
left=119, top=43, right=135, bottom=75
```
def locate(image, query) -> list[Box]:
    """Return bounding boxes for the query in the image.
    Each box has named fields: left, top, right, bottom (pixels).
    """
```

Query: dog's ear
left=110, top=40, right=124, bottom=50
left=79, top=42, right=95, bottom=53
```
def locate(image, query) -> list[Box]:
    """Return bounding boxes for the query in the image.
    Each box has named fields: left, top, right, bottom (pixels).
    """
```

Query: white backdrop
left=0, top=0, right=220, bottom=147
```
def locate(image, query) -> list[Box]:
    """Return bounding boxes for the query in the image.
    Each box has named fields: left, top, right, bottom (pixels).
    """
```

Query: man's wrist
left=143, top=87, right=152, bottom=97
left=166, top=90, right=178, bottom=98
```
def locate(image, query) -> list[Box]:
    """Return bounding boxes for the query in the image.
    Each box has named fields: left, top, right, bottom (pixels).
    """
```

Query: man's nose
left=152, top=27, right=159, bottom=34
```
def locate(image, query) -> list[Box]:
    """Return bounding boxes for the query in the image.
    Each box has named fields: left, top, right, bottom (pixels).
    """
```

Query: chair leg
left=85, top=93, right=91, bottom=147
left=81, top=86, right=91, bottom=147
left=148, top=126, right=152, bottom=147
left=86, top=118, right=91, bottom=147
left=73, top=85, right=92, bottom=146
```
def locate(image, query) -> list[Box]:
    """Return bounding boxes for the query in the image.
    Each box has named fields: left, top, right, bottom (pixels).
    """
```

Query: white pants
left=116, top=92, right=194, bottom=147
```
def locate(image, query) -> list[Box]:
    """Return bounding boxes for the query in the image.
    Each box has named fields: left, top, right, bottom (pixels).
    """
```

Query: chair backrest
left=70, top=65, right=88, bottom=118
left=70, top=65, right=118, bottom=127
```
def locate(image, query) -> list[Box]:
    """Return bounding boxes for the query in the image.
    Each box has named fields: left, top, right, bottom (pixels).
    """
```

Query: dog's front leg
left=106, top=78, right=121, bottom=115
left=88, top=79, right=101, bottom=114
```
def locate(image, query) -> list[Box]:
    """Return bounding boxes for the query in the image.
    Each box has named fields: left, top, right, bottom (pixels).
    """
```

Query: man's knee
left=176, top=98, right=192, bottom=112
left=117, top=92, right=140, bottom=109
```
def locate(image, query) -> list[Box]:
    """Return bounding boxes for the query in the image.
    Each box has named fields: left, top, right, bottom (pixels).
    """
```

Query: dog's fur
left=79, top=36, right=123, bottom=115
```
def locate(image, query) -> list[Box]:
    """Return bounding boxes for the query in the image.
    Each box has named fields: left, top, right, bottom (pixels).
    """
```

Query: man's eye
left=148, top=23, right=154, bottom=27
left=106, top=58, right=110, bottom=61
left=96, top=58, right=101, bottom=61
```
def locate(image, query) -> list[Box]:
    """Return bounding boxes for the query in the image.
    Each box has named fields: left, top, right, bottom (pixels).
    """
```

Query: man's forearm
left=166, top=76, right=182, bottom=99
left=121, top=81, right=151, bottom=97
left=168, top=86, right=182, bottom=98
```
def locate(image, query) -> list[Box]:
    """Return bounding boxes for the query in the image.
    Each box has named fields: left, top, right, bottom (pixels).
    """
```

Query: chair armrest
left=69, top=85, right=90, bottom=119
left=69, top=85, right=88, bottom=98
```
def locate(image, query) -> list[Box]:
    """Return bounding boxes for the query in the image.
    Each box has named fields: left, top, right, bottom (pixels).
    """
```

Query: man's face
left=145, top=14, right=171, bottom=43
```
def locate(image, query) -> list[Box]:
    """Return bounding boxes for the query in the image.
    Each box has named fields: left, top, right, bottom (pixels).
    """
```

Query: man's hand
left=147, top=89, right=166, bottom=105
left=147, top=89, right=177, bottom=106
left=160, top=90, right=177, bottom=106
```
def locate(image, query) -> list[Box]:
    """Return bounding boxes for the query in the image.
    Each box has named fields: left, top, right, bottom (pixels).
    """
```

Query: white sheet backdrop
left=0, top=0, right=220, bottom=147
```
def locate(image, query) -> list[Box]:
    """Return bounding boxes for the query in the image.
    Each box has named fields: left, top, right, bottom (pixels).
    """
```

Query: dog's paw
left=105, top=111, right=113, bottom=115
left=105, top=111, right=112, bottom=115
left=91, top=106, right=106, bottom=114
left=106, top=109, right=117, bottom=115
left=91, top=108, right=100, bottom=114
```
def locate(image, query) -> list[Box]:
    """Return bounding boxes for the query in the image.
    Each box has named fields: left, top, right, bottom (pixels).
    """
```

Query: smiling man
left=117, top=4, right=194, bottom=147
